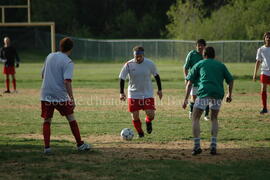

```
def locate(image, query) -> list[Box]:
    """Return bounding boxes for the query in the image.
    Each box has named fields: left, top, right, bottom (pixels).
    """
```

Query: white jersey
left=256, top=45, right=270, bottom=76
left=119, top=58, right=158, bottom=99
left=41, top=52, right=74, bottom=102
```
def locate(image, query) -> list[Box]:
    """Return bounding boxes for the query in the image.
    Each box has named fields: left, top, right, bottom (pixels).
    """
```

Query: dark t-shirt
left=0, top=46, right=20, bottom=67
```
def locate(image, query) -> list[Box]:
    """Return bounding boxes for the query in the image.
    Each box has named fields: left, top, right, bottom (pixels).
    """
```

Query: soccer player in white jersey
left=40, top=37, right=90, bottom=154
left=253, top=32, right=270, bottom=114
left=119, top=46, right=162, bottom=137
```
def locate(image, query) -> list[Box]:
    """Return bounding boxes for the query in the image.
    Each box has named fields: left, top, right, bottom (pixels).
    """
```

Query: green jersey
left=183, top=50, right=203, bottom=87
left=186, top=59, right=233, bottom=99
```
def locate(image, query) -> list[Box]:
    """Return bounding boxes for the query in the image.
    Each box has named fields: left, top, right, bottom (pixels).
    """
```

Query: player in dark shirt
left=0, top=37, right=20, bottom=93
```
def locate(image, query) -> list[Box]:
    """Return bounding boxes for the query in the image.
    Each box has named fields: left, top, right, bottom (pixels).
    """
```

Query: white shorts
left=194, top=97, right=222, bottom=110
left=190, top=86, right=198, bottom=96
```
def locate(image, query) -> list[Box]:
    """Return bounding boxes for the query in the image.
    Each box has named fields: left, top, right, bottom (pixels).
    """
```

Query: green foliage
left=29, top=0, right=175, bottom=39
left=167, top=0, right=204, bottom=40
left=111, top=10, right=138, bottom=38
left=167, top=0, right=270, bottom=40
left=31, top=0, right=76, bottom=33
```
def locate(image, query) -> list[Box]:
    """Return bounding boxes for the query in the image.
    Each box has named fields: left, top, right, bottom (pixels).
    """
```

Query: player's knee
left=131, top=111, right=140, bottom=121
left=44, top=118, right=52, bottom=123
left=146, top=111, right=155, bottom=119
left=66, top=114, right=75, bottom=122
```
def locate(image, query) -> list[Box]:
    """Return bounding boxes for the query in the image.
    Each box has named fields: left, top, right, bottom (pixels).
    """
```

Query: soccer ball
left=120, top=128, right=134, bottom=141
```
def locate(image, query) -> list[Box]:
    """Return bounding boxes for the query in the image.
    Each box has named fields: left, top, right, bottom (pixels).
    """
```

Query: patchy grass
left=0, top=62, right=270, bottom=179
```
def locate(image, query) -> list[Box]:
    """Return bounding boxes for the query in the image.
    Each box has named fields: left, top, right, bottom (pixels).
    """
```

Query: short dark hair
left=133, top=46, right=144, bottom=52
left=263, top=32, right=270, bottom=44
left=203, top=46, right=215, bottom=58
left=60, top=37, right=73, bottom=52
left=196, top=39, right=206, bottom=46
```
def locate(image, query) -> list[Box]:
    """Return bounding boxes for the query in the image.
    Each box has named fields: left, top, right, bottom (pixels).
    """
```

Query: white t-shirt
left=41, top=52, right=74, bottom=102
left=119, top=58, right=158, bottom=99
left=256, top=45, right=270, bottom=76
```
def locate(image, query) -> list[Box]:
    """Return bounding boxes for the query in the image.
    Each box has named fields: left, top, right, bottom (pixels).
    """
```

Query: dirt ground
left=10, top=134, right=270, bottom=164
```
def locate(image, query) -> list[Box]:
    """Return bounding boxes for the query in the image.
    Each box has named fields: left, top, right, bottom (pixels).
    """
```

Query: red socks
left=43, top=120, right=83, bottom=148
left=12, top=79, right=16, bottom=91
left=262, top=91, right=267, bottom=109
left=5, top=79, right=10, bottom=91
left=132, top=119, right=144, bottom=134
left=69, top=120, right=83, bottom=146
left=43, top=122, right=51, bottom=148
left=145, top=116, right=154, bottom=123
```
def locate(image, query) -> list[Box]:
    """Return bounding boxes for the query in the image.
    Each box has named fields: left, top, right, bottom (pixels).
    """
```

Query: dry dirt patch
left=9, top=134, right=270, bottom=164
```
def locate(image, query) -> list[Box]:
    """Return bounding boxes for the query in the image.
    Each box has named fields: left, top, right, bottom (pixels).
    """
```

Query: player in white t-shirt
left=119, top=46, right=162, bottom=137
left=40, top=37, right=90, bottom=154
left=253, top=32, right=270, bottom=114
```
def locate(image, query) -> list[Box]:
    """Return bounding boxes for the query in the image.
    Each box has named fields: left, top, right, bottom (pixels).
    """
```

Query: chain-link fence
left=0, top=28, right=264, bottom=62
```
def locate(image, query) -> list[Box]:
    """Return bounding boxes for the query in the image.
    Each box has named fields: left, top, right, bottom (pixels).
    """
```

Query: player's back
left=41, top=52, right=73, bottom=102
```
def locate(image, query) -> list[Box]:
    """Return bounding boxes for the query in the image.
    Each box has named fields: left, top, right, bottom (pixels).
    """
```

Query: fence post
left=155, top=41, right=158, bottom=61
left=222, top=42, right=224, bottom=62
left=238, top=42, right=241, bottom=62
left=111, top=41, right=114, bottom=61
left=98, top=41, right=101, bottom=60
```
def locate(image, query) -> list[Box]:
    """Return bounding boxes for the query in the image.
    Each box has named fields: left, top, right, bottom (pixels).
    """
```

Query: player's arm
left=253, top=60, right=261, bottom=81
left=119, top=63, right=129, bottom=101
left=63, top=62, right=75, bottom=106
left=183, top=68, right=189, bottom=85
left=182, top=80, right=193, bottom=109
left=0, top=49, right=6, bottom=63
left=119, top=78, right=126, bottom=101
left=183, top=63, right=198, bottom=109
left=64, top=79, right=75, bottom=108
left=14, top=48, right=20, bottom=68
left=183, top=52, right=191, bottom=84
left=154, top=74, right=162, bottom=100
left=224, top=65, right=234, bottom=102
left=226, top=80, right=234, bottom=102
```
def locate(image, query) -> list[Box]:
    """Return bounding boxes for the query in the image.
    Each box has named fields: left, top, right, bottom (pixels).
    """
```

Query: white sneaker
left=204, top=116, right=210, bottom=121
left=189, top=111, right=192, bottom=120
left=78, top=143, right=91, bottom=151
left=44, top=147, right=52, bottom=154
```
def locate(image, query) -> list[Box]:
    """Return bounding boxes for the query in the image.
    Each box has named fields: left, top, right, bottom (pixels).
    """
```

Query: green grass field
left=1, top=61, right=270, bottom=180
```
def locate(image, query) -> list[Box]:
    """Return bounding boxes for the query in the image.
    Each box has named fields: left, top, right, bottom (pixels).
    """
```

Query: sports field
left=1, top=61, right=270, bottom=179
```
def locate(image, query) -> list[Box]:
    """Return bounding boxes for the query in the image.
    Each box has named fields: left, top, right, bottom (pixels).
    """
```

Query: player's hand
left=157, top=90, right=163, bottom=100
left=16, top=63, right=19, bottom=68
left=69, top=99, right=76, bottom=109
left=120, top=93, right=126, bottom=101
left=226, top=95, right=232, bottom=103
left=182, top=99, right=188, bottom=109
left=0, top=58, right=7, bottom=63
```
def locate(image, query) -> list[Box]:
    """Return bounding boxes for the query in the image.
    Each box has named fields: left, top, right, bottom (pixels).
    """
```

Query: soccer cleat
left=204, top=116, right=210, bottom=121
left=189, top=111, right=192, bottom=120
left=77, top=143, right=91, bottom=151
left=146, top=122, right=152, bottom=134
left=210, top=146, right=217, bottom=155
left=4, top=90, right=10, bottom=93
left=138, top=132, right=144, bottom=138
left=260, top=108, right=268, bottom=114
left=192, top=147, right=202, bottom=155
left=44, top=147, right=52, bottom=154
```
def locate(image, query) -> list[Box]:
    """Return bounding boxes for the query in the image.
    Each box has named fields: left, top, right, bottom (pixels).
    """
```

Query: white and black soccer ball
left=120, top=128, right=134, bottom=140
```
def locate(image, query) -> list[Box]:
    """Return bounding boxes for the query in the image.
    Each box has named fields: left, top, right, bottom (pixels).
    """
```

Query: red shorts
left=128, top=98, right=156, bottom=112
left=3, top=66, right=15, bottom=75
left=41, top=101, right=74, bottom=119
left=260, top=74, right=270, bottom=84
